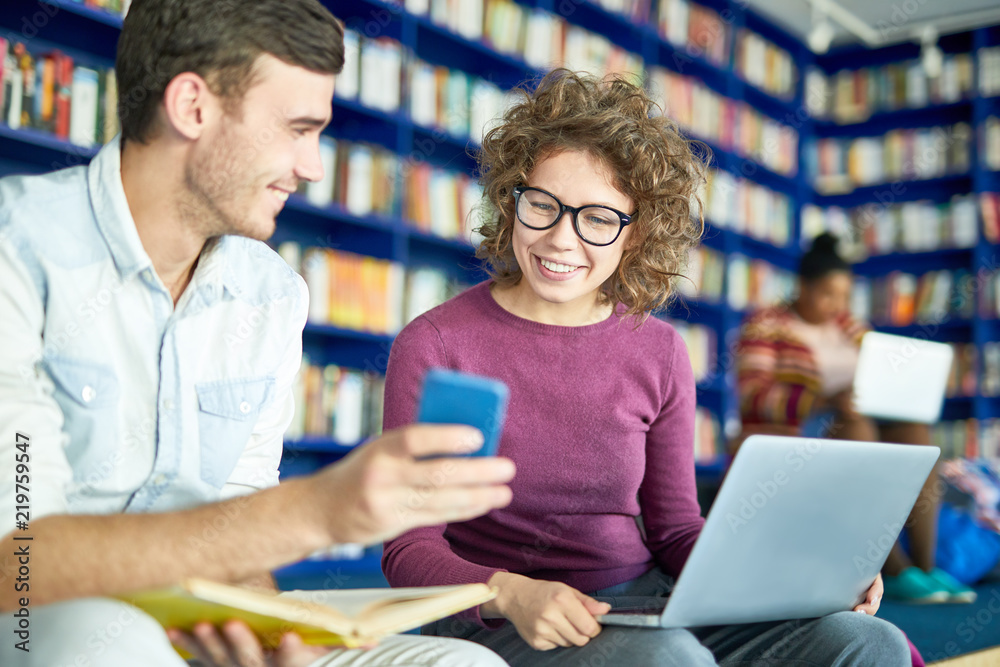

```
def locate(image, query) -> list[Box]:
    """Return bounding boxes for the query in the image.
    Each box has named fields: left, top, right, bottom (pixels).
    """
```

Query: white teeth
left=270, top=188, right=289, bottom=201
left=540, top=258, right=577, bottom=273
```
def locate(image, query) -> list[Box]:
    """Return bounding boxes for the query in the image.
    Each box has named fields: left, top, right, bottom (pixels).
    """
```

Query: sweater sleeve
left=380, top=315, right=507, bottom=627
left=638, top=328, right=705, bottom=576
left=736, top=309, right=818, bottom=426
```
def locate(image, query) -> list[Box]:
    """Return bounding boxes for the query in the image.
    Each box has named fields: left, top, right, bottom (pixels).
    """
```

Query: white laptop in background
left=853, top=331, right=954, bottom=424
left=598, top=435, right=939, bottom=628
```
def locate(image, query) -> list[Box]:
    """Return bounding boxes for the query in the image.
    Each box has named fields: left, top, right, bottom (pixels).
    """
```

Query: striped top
left=736, top=305, right=867, bottom=428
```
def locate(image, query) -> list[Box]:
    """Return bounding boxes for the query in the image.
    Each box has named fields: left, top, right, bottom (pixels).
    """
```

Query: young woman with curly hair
left=380, top=69, right=910, bottom=666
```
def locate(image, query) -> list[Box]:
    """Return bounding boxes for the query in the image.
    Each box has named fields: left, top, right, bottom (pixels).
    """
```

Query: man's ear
left=161, top=72, right=221, bottom=141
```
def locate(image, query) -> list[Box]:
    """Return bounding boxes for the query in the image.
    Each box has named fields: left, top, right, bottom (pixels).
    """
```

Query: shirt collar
left=190, top=236, right=245, bottom=304
left=87, top=135, right=154, bottom=281
left=88, top=136, right=244, bottom=302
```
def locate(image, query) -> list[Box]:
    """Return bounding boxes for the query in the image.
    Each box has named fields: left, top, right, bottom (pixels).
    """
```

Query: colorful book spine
left=286, top=357, right=386, bottom=445
left=800, top=195, right=978, bottom=260
left=808, top=53, right=975, bottom=123
left=811, top=123, right=972, bottom=191
left=735, top=28, right=795, bottom=100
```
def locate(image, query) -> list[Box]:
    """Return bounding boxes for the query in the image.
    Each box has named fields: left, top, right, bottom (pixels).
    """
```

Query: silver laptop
left=853, top=331, right=954, bottom=424
left=598, top=435, right=939, bottom=628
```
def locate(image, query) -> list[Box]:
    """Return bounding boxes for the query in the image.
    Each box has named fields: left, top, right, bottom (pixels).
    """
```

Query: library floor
left=879, top=580, right=1000, bottom=664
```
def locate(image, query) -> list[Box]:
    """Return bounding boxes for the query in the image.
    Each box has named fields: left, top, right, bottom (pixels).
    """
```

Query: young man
left=0, top=1, right=514, bottom=665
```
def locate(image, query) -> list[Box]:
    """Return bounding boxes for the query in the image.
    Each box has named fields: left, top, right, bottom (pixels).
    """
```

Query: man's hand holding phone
left=308, top=369, right=514, bottom=546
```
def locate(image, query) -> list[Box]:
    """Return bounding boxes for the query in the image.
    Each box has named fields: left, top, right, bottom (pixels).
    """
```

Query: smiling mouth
left=268, top=186, right=291, bottom=202
left=538, top=257, right=581, bottom=273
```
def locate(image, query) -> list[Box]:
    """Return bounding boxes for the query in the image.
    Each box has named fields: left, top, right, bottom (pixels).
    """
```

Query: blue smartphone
left=416, top=368, right=510, bottom=457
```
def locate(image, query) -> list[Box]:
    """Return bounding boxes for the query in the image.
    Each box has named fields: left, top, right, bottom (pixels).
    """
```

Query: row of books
left=809, top=123, right=972, bottom=193
left=799, top=195, right=978, bottom=260
left=656, top=0, right=731, bottom=68
left=981, top=342, right=1000, bottom=398
left=649, top=67, right=799, bottom=177
left=338, top=28, right=511, bottom=144
left=404, top=0, right=484, bottom=41
left=341, top=34, right=402, bottom=114
left=403, top=162, right=483, bottom=243
left=668, top=319, right=716, bottom=385
left=727, top=255, right=795, bottom=311
left=481, top=0, right=644, bottom=80
left=408, top=56, right=508, bottom=143
left=76, top=0, right=130, bottom=16
left=699, top=169, right=793, bottom=247
left=287, top=360, right=384, bottom=445
left=982, top=192, right=1000, bottom=243
left=975, top=267, right=1000, bottom=320
left=302, top=136, right=483, bottom=244
left=407, top=0, right=795, bottom=105
left=851, top=270, right=976, bottom=327
left=302, top=138, right=400, bottom=220
left=675, top=248, right=793, bottom=311
left=588, top=0, right=651, bottom=24
left=278, top=244, right=466, bottom=335
left=693, top=407, right=724, bottom=463
left=947, top=343, right=978, bottom=399
left=734, top=29, right=795, bottom=100
left=805, top=54, right=975, bottom=124
left=985, top=116, right=1000, bottom=171
left=932, top=419, right=1000, bottom=460
left=676, top=246, right=726, bottom=303
left=0, top=39, right=119, bottom=147
left=980, top=47, right=1000, bottom=98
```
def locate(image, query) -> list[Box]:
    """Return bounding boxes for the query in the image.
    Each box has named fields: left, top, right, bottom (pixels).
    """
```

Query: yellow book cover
left=117, top=579, right=496, bottom=651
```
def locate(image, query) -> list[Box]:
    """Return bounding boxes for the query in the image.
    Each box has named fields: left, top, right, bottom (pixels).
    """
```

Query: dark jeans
left=424, top=567, right=911, bottom=666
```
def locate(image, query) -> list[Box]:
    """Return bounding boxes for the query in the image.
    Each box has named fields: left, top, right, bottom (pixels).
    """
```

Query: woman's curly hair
left=474, top=68, right=707, bottom=320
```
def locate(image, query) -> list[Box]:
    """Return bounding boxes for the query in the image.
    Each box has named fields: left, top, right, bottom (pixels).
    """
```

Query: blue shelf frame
left=4, top=0, right=1000, bottom=584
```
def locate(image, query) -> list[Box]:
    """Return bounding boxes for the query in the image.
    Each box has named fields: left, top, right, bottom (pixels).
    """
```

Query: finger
left=853, top=602, right=877, bottom=615
left=397, top=486, right=513, bottom=524
left=870, top=574, right=884, bottom=600
left=167, top=629, right=213, bottom=665
left=382, top=424, right=485, bottom=458
left=221, top=619, right=267, bottom=667
left=274, top=633, right=336, bottom=667
left=193, top=622, right=237, bottom=666
left=403, top=457, right=516, bottom=487
left=563, top=595, right=605, bottom=640
left=548, top=614, right=593, bottom=647
left=577, top=593, right=613, bottom=618
left=531, top=637, right=559, bottom=651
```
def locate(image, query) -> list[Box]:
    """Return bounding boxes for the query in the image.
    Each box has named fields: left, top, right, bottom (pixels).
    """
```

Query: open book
left=117, top=579, right=496, bottom=649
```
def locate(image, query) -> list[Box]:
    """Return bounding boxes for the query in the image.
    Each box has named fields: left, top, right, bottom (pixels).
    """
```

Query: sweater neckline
left=472, top=281, right=627, bottom=336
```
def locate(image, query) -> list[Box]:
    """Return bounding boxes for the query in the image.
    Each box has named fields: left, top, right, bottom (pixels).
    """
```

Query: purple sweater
left=381, top=282, right=705, bottom=625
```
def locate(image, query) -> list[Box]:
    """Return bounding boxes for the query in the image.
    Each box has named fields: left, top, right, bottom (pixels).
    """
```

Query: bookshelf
left=805, top=24, right=1000, bottom=457
left=5, top=0, right=1000, bottom=586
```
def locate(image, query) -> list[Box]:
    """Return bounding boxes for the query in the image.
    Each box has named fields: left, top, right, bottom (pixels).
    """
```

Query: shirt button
left=153, top=474, right=167, bottom=486
left=239, top=401, right=251, bottom=414
left=81, top=385, right=96, bottom=403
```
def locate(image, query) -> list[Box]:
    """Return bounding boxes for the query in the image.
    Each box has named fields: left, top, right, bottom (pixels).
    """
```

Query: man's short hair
left=116, top=0, right=345, bottom=144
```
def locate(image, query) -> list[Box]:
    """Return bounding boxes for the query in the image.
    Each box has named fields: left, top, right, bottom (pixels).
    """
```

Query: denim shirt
left=0, top=136, right=307, bottom=533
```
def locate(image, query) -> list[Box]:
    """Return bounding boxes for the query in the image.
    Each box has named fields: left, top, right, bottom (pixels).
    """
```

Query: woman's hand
left=167, top=620, right=335, bottom=667
left=481, top=572, right=611, bottom=651
left=853, top=573, right=883, bottom=615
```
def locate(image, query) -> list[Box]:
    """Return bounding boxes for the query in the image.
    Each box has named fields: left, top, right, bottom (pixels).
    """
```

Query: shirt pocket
left=43, top=355, right=120, bottom=478
left=195, top=377, right=275, bottom=488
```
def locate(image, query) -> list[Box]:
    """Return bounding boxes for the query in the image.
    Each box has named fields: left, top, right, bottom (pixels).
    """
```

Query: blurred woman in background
left=735, top=232, right=974, bottom=604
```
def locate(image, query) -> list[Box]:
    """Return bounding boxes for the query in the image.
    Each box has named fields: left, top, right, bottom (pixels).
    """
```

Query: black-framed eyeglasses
left=512, top=186, right=633, bottom=247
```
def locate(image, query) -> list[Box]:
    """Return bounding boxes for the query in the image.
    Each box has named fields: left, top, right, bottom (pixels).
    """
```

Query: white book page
left=279, top=585, right=473, bottom=619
